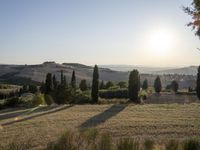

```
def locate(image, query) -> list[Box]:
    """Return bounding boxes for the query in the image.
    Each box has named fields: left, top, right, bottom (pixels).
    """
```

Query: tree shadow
left=1, top=105, right=73, bottom=126
left=79, top=104, right=128, bottom=129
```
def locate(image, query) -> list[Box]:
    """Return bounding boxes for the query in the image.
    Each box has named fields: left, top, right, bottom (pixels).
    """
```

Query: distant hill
left=154, top=66, right=198, bottom=75
left=0, top=62, right=197, bottom=89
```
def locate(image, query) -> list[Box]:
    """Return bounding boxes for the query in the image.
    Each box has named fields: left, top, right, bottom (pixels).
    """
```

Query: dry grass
left=0, top=103, right=200, bottom=149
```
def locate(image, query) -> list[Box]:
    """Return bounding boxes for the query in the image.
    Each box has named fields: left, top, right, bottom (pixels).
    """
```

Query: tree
left=63, top=76, right=68, bottom=88
left=100, top=80, right=105, bottom=89
left=128, top=70, right=140, bottom=103
left=154, top=76, right=162, bottom=94
left=105, top=81, right=114, bottom=89
left=71, top=70, right=76, bottom=89
left=60, top=70, right=64, bottom=85
left=142, top=79, right=148, bottom=90
left=79, top=79, right=88, bottom=91
left=45, top=73, right=53, bottom=94
left=197, top=66, right=200, bottom=100
left=171, top=80, right=179, bottom=93
left=117, top=81, right=127, bottom=88
left=53, top=75, right=58, bottom=90
left=29, top=85, right=38, bottom=93
left=184, top=0, right=200, bottom=38
left=91, top=65, right=99, bottom=103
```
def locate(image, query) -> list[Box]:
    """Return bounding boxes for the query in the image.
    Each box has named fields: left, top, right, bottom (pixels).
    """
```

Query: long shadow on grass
left=1, top=105, right=73, bottom=126
left=79, top=104, right=128, bottom=129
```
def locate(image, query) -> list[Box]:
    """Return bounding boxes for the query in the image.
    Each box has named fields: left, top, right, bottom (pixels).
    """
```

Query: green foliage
left=45, top=73, right=53, bottom=94
left=183, top=139, right=200, bottom=150
left=117, top=138, right=140, bottom=150
left=44, top=94, right=54, bottom=105
left=99, top=89, right=128, bottom=99
left=79, top=80, right=88, bottom=91
left=142, top=79, right=148, bottom=90
left=197, top=66, right=200, bottom=100
left=29, top=84, right=38, bottom=93
left=100, top=81, right=106, bottom=89
left=32, top=93, right=45, bottom=106
left=154, top=76, right=162, bottom=94
left=4, top=97, right=22, bottom=107
left=71, top=70, right=76, bottom=89
left=72, top=91, right=91, bottom=104
left=128, top=70, right=140, bottom=103
left=143, top=139, right=155, bottom=150
left=117, top=81, right=127, bottom=88
left=165, top=140, right=181, bottom=150
left=53, top=75, right=58, bottom=90
left=105, top=81, right=114, bottom=89
left=91, top=65, right=99, bottom=103
left=171, top=80, right=179, bottom=93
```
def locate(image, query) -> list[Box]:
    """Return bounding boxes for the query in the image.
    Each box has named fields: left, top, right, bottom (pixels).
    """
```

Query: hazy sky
left=0, top=0, right=199, bottom=67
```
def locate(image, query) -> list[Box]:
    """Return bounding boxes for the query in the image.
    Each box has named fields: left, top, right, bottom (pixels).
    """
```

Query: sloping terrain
left=0, top=103, right=200, bottom=149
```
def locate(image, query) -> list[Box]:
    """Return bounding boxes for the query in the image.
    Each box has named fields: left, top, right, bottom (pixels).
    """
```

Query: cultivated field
left=0, top=102, right=200, bottom=149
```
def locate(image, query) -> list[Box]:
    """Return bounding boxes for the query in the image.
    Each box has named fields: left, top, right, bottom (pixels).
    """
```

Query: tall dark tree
left=79, top=79, right=88, bottom=91
left=60, top=70, right=64, bottom=85
left=99, top=80, right=105, bottom=89
left=154, top=76, right=162, bottom=94
left=45, top=73, right=53, bottom=94
left=53, top=75, right=58, bottom=90
left=71, top=70, right=76, bottom=88
left=197, top=66, right=200, bottom=100
left=184, top=0, right=200, bottom=38
left=91, top=65, right=99, bottom=103
left=128, top=70, right=140, bottom=103
left=142, top=79, right=148, bottom=90
left=171, top=80, right=179, bottom=93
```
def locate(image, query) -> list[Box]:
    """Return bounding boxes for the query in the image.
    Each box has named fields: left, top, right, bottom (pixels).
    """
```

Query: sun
left=148, top=29, right=174, bottom=55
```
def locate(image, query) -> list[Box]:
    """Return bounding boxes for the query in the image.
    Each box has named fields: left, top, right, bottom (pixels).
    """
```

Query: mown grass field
left=0, top=102, right=200, bottom=149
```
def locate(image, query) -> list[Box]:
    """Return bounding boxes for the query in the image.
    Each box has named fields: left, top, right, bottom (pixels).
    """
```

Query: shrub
left=44, top=94, right=54, bottom=105
left=183, top=139, right=200, bottom=150
left=117, top=138, right=140, bottom=150
left=4, top=97, right=22, bottom=107
left=99, top=89, right=128, bottom=99
left=143, top=139, right=155, bottom=150
left=165, top=140, right=181, bottom=150
left=98, top=133, right=112, bottom=150
left=32, top=94, right=45, bottom=106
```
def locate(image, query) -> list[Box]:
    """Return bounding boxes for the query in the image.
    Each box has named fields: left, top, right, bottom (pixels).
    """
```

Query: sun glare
left=148, top=29, right=174, bottom=55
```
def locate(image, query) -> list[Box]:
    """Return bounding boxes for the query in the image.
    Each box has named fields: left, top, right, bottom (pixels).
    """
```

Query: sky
left=0, top=0, right=199, bottom=67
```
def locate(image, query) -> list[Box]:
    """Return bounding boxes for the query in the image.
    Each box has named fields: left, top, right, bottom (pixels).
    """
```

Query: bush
left=117, top=138, right=140, bottom=150
left=99, top=89, right=128, bottom=99
left=4, top=97, right=22, bottom=107
left=72, top=91, right=91, bottom=104
left=183, top=139, right=200, bottom=150
left=44, top=94, right=54, bottom=105
left=32, top=94, right=45, bottom=106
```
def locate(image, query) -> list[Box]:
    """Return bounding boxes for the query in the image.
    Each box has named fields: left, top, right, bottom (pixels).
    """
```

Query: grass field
left=0, top=102, right=200, bottom=149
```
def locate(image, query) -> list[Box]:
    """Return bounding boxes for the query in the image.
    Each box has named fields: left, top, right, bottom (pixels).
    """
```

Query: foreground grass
left=0, top=103, right=200, bottom=149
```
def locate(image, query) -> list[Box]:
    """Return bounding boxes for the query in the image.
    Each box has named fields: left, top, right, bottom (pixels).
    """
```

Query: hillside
left=0, top=62, right=197, bottom=88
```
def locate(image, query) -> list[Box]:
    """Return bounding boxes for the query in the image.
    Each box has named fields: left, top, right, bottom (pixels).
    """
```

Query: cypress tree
left=45, top=73, right=53, bottom=94
left=128, top=70, right=140, bottom=103
left=63, top=76, right=68, bottom=88
left=53, top=75, right=58, bottom=90
left=197, top=66, right=200, bottom=100
left=91, top=65, right=99, bottom=103
left=71, top=70, right=76, bottom=88
left=61, top=70, right=64, bottom=85
left=154, top=76, right=162, bottom=94
left=142, top=79, right=148, bottom=90
left=79, top=79, right=87, bottom=91
left=171, top=80, right=179, bottom=93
